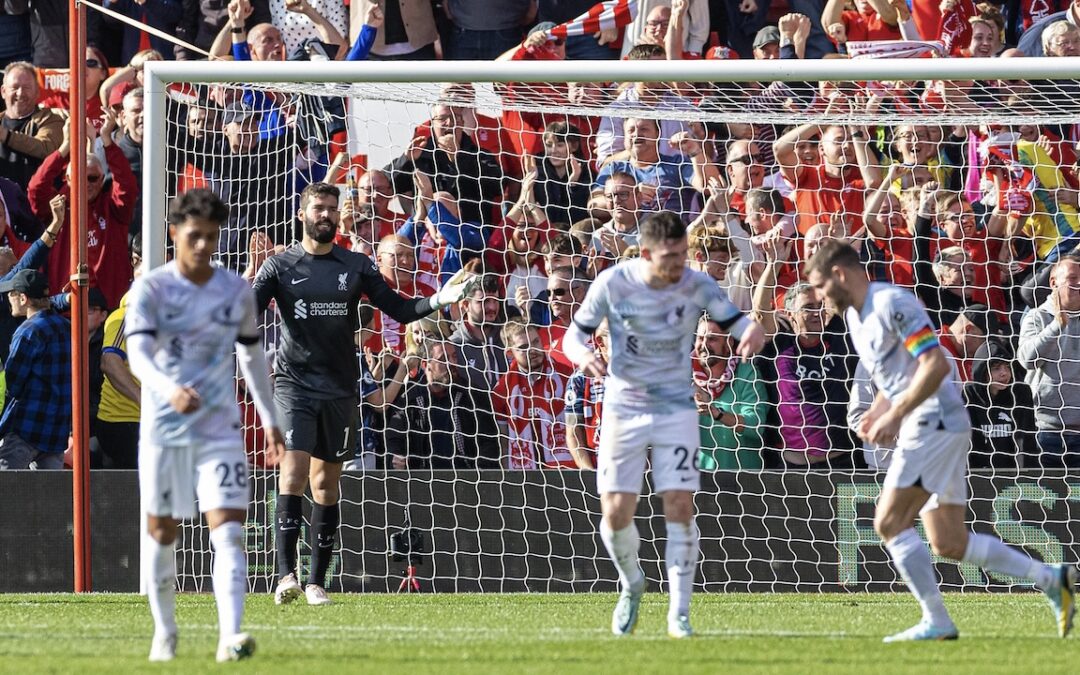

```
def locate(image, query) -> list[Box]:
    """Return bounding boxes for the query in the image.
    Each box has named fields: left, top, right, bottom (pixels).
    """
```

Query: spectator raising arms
left=28, top=112, right=136, bottom=309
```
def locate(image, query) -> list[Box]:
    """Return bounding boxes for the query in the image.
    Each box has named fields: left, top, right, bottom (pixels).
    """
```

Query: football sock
left=665, top=520, right=699, bottom=621
left=962, top=532, right=1055, bottom=589
left=308, top=502, right=340, bottom=589
left=600, top=520, right=645, bottom=592
left=885, top=528, right=952, bottom=626
left=210, top=522, right=246, bottom=640
left=275, top=493, right=303, bottom=579
left=145, top=536, right=177, bottom=637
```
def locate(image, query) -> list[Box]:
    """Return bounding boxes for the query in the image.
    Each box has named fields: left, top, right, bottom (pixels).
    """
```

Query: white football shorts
left=139, top=442, right=250, bottom=519
left=884, top=421, right=971, bottom=508
left=596, top=407, right=700, bottom=495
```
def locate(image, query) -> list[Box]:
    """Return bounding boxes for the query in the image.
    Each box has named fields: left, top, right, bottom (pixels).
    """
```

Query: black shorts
left=274, top=384, right=357, bottom=463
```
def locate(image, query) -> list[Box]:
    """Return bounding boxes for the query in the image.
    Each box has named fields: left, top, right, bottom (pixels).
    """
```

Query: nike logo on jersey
left=336, top=447, right=351, bottom=459
left=292, top=277, right=309, bottom=285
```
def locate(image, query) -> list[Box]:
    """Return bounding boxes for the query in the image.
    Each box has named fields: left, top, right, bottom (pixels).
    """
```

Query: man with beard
left=448, top=269, right=506, bottom=391
left=693, top=317, right=768, bottom=471
left=806, top=239, right=1076, bottom=642
left=252, top=182, right=478, bottom=607
left=493, top=316, right=576, bottom=469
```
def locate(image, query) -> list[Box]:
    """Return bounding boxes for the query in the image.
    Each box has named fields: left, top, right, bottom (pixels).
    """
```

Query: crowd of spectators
left=2, top=0, right=1080, bottom=472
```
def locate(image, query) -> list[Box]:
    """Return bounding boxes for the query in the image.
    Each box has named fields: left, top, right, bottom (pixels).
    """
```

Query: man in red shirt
left=542, top=266, right=592, bottom=369
left=28, top=113, right=135, bottom=309
left=934, top=191, right=1009, bottom=316
left=774, top=122, right=880, bottom=237
left=493, top=316, right=576, bottom=469
left=822, top=0, right=902, bottom=44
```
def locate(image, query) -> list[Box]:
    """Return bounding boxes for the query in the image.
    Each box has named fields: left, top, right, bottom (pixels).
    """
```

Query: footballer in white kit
left=807, top=240, right=1076, bottom=642
left=564, top=211, right=765, bottom=639
left=127, top=189, right=285, bottom=664
left=129, top=261, right=264, bottom=518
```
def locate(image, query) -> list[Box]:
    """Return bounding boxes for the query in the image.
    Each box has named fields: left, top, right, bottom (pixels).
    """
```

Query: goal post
left=140, top=57, right=1080, bottom=594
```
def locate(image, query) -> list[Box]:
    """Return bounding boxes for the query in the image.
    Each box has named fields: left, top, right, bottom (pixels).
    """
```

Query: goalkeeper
left=252, top=182, right=478, bottom=606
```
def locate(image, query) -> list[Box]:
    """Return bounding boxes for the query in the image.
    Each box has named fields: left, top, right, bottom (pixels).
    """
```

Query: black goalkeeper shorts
left=274, top=383, right=357, bottom=463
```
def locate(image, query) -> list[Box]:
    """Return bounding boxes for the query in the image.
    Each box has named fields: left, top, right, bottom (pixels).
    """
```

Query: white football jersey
left=845, top=282, right=969, bottom=434
left=127, top=263, right=260, bottom=448
left=573, top=258, right=746, bottom=414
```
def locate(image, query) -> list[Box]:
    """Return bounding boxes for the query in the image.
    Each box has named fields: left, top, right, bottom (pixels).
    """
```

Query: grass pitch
left=0, top=592, right=1074, bottom=674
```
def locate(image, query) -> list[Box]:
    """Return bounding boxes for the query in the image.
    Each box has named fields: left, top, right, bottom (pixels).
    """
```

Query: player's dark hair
left=167, top=188, right=229, bottom=227
left=639, top=210, right=687, bottom=246
left=805, top=239, right=862, bottom=277
left=300, top=181, right=340, bottom=209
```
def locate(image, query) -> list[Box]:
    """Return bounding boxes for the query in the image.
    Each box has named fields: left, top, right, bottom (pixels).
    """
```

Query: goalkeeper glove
left=430, top=269, right=481, bottom=311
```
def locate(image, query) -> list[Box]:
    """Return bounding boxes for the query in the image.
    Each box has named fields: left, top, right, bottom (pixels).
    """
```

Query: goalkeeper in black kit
left=253, top=182, right=478, bottom=605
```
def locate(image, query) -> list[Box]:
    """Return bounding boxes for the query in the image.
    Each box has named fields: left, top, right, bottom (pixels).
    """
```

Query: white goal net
left=144, top=59, right=1080, bottom=594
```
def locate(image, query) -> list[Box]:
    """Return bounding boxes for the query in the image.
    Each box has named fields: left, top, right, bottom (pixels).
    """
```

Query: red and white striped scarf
left=848, top=39, right=944, bottom=59
left=549, top=0, right=639, bottom=39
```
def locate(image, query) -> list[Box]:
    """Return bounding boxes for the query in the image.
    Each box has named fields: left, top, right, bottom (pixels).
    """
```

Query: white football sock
left=884, top=528, right=952, bottom=626
left=665, top=520, right=699, bottom=621
left=962, top=532, right=1055, bottom=589
left=144, top=536, right=177, bottom=637
left=600, top=520, right=645, bottom=592
left=210, top=522, right=247, bottom=640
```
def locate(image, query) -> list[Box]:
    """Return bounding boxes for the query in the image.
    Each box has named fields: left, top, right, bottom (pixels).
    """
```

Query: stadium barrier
left=5, top=471, right=1079, bottom=593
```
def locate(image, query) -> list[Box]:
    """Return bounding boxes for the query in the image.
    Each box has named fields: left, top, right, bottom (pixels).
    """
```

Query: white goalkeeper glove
left=430, top=269, right=481, bottom=311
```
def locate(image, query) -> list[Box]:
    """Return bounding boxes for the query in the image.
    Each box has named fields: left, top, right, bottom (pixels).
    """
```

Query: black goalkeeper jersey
left=253, top=244, right=435, bottom=398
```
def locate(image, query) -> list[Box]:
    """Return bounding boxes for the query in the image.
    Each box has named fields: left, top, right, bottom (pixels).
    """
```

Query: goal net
left=143, top=59, right=1080, bottom=594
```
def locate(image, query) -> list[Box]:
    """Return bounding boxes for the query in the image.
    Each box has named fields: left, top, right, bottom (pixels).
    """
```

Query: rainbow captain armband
left=903, top=325, right=938, bottom=358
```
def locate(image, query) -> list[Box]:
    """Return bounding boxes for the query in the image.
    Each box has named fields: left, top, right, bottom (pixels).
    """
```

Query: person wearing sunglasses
left=542, top=265, right=592, bottom=369
left=26, top=110, right=136, bottom=311
left=39, top=47, right=110, bottom=131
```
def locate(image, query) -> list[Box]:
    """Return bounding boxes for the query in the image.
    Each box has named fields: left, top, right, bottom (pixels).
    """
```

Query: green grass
left=0, top=592, right=1075, bottom=674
